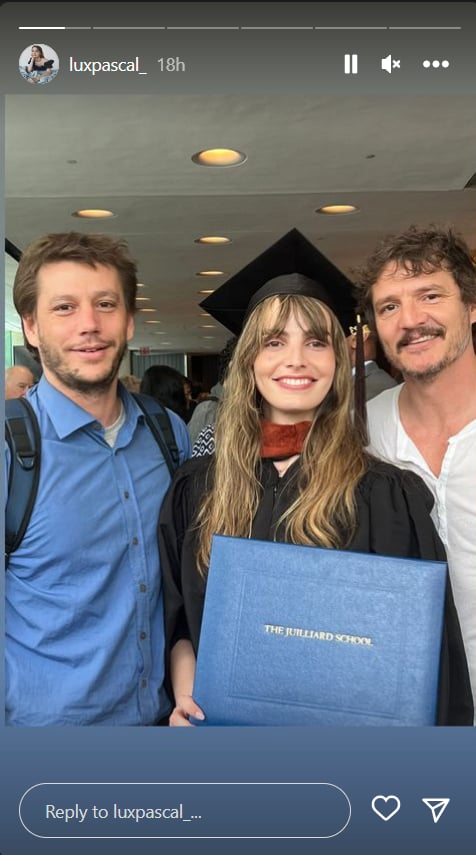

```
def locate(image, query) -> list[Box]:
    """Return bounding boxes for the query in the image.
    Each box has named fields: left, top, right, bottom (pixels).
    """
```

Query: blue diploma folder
left=192, top=535, right=447, bottom=726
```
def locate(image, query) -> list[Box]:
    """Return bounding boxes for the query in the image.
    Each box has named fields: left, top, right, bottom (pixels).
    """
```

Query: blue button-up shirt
left=5, top=377, right=190, bottom=726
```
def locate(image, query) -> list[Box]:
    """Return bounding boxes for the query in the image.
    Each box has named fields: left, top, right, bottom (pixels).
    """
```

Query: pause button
left=344, top=54, right=358, bottom=75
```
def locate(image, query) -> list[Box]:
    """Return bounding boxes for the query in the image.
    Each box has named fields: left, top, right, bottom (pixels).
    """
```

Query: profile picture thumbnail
left=19, top=44, right=59, bottom=85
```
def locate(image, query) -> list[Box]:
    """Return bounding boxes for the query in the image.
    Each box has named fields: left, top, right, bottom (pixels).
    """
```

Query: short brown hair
left=13, top=231, right=138, bottom=319
left=354, top=225, right=476, bottom=328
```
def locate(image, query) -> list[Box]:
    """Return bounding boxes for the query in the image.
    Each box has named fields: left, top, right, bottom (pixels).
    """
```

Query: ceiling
left=5, top=93, right=476, bottom=353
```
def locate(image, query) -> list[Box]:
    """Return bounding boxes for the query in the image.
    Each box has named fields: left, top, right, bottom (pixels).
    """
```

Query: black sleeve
left=353, top=461, right=473, bottom=726
left=158, top=458, right=211, bottom=664
left=158, top=466, right=191, bottom=652
left=353, top=464, right=446, bottom=560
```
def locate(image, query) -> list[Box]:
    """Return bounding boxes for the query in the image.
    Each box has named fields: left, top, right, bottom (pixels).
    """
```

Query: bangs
left=260, top=295, right=333, bottom=344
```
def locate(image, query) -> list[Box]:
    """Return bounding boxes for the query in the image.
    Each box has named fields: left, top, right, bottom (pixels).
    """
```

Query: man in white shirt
left=355, top=224, right=476, bottom=722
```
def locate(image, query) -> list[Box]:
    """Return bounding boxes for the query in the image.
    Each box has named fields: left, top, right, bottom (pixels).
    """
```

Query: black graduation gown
left=158, top=455, right=473, bottom=725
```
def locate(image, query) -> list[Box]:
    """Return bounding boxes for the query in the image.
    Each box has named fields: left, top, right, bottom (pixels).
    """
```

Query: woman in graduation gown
left=158, top=276, right=473, bottom=727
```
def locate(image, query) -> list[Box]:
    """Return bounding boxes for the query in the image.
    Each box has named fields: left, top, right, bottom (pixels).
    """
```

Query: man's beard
left=386, top=323, right=472, bottom=384
left=38, top=339, right=128, bottom=395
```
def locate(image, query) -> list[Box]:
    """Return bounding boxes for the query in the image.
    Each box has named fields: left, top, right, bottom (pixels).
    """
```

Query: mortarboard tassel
left=353, top=314, right=368, bottom=445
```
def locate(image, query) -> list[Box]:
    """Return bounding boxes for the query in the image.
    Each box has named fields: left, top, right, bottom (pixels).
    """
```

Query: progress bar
left=18, top=25, right=463, bottom=31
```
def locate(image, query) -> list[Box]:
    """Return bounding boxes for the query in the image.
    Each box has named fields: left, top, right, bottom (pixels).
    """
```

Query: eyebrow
left=264, top=326, right=330, bottom=339
left=373, top=283, right=447, bottom=309
left=47, top=290, right=120, bottom=304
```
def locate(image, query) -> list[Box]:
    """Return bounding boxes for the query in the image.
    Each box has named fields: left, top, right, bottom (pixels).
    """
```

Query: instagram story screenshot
left=0, top=2, right=475, bottom=853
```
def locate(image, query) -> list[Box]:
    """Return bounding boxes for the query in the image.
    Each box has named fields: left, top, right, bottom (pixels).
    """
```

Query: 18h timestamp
left=157, top=57, right=186, bottom=72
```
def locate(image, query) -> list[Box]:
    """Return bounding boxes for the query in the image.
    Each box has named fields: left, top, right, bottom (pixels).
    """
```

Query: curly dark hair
left=353, top=224, right=476, bottom=329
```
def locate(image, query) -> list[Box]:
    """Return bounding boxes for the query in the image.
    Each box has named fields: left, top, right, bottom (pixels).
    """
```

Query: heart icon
left=371, top=795, right=401, bottom=821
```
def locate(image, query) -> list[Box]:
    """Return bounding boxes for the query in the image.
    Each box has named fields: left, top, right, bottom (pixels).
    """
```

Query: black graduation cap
left=200, top=228, right=367, bottom=441
left=199, top=228, right=356, bottom=334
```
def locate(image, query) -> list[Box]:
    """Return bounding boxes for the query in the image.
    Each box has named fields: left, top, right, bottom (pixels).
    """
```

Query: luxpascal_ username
left=69, top=57, right=141, bottom=75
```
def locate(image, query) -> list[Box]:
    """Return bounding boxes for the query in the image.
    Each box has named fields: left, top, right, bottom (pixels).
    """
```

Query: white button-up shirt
left=367, top=385, right=476, bottom=723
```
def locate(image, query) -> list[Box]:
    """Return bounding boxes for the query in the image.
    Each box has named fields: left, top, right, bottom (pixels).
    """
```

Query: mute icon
left=381, top=54, right=401, bottom=73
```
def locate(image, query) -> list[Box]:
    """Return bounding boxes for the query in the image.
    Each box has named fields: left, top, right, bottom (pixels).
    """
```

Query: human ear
left=22, top=315, right=39, bottom=348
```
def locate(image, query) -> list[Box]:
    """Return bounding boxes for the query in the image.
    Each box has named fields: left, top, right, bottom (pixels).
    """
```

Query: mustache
left=397, top=326, right=444, bottom=351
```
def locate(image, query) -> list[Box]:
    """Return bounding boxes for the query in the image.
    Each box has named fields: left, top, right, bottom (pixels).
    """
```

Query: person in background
left=346, top=322, right=397, bottom=401
left=140, top=364, right=188, bottom=423
left=355, top=223, right=476, bottom=723
left=183, top=377, right=198, bottom=423
left=5, top=365, right=35, bottom=399
left=158, top=229, right=472, bottom=727
left=5, top=231, right=190, bottom=726
left=187, top=337, right=237, bottom=446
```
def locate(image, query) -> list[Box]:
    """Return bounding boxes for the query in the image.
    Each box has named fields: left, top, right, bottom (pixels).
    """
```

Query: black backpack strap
left=132, top=393, right=180, bottom=478
left=5, top=397, right=41, bottom=565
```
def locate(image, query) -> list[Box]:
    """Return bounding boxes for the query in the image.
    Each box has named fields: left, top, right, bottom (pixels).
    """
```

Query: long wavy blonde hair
left=196, top=294, right=368, bottom=573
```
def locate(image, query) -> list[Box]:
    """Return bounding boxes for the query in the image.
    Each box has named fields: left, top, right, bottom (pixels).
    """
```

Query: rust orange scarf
left=260, top=419, right=312, bottom=459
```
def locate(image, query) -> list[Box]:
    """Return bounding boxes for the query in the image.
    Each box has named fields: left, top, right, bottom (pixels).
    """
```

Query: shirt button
left=132, top=537, right=139, bottom=546
left=140, top=631, right=147, bottom=640
left=124, top=491, right=130, bottom=499
left=139, top=584, right=147, bottom=593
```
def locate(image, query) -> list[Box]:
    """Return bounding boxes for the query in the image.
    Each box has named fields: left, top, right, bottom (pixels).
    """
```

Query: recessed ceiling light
left=196, top=270, right=225, bottom=276
left=136, top=297, right=150, bottom=302
left=72, top=209, right=116, bottom=218
left=139, top=308, right=158, bottom=313
left=137, top=283, right=146, bottom=288
left=152, top=331, right=167, bottom=335
left=144, top=320, right=161, bottom=324
left=191, top=148, right=247, bottom=167
left=194, top=235, right=232, bottom=245
left=198, top=289, right=215, bottom=295
left=200, top=324, right=217, bottom=328
left=202, top=336, right=216, bottom=339
left=315, top=205, right=359, bottom=215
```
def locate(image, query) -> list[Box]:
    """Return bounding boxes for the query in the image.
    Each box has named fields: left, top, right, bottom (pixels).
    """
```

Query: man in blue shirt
left=5, top=232, right=191, bottom=726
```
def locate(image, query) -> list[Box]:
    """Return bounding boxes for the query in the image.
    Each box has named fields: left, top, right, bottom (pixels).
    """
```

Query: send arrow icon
left=422, top=798, right=450, bottom=824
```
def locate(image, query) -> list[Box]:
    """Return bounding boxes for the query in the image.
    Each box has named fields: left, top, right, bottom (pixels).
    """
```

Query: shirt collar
left=36, top=375, right=141, bottom=440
